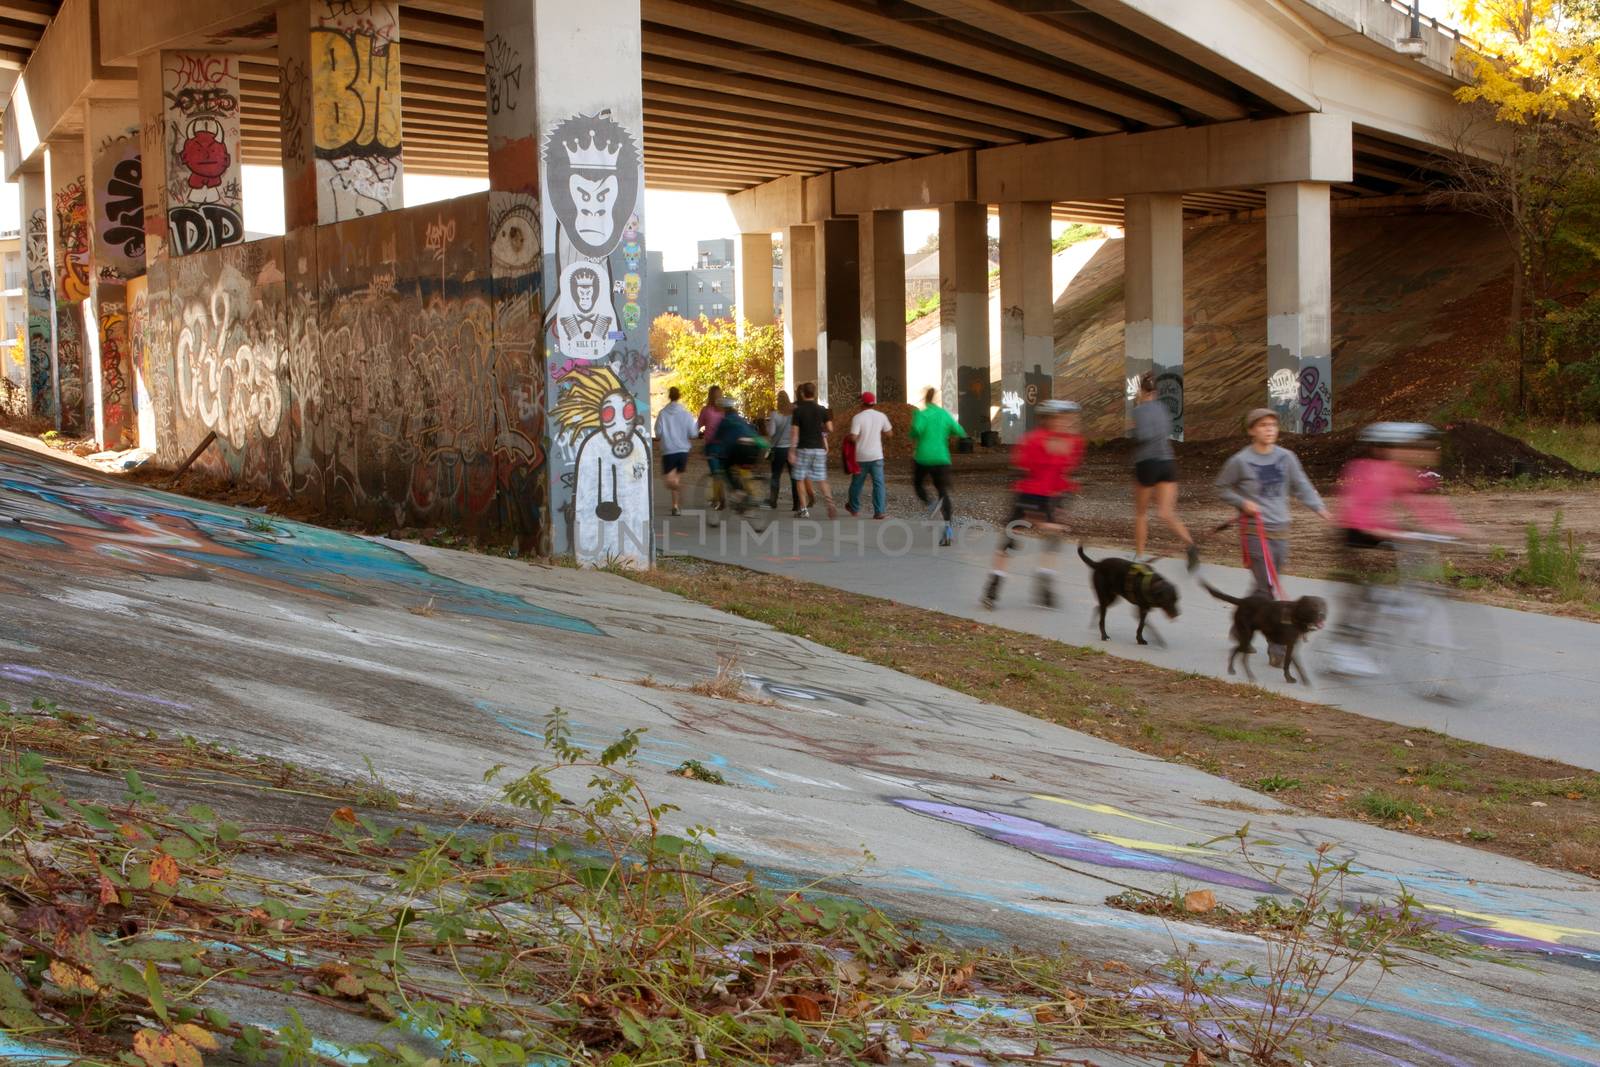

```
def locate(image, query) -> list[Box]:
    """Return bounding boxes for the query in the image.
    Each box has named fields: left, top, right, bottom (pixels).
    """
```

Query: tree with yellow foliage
left=1446, top=0, right=1600, bottom=414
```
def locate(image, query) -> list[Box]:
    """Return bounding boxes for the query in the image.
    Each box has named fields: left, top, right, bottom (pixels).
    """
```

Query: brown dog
left=1201, top=581, right=1326, bottom=684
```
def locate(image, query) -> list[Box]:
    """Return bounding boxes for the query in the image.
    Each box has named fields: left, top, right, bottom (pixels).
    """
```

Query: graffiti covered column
left=20, top=170, right=55, bottom=421
left=483, top=0, right=547, bottom=553
left=939, top=199, right=989, bottom=436
left=815, top=217, right=859, bottom=408
left=279, top=0, right=405, bottom=228
left=45, top=141, right=90, bottom=435
left=534, top=0, right=651, bottom=566
left=1266, top=182, right=1333, bottom=435
left=1123, top=193, right=1184, bottom=439
left=997, top=201, right=1052, bottom=442
left=141, top=53, right=245, bottom=259
left=83, top=102, right=146, bottom=450
left=859, top=209, right=905, bottom=405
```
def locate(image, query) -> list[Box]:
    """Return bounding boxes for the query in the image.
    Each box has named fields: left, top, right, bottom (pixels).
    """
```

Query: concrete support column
left=1123, top=193, right=1184, bottom=438
left=1266, top=182, right=1333, bottom=435
left=814, top=216, right=859, bottom=407
left=998, top=201, right=1052, bottom=441
left=735, top=231, right=775, bottom=334
left=530, top=0, right=650, bottom=566
left=939, top=200, right=989, bottom=436
left=45, top=141, right=89, bottom=435
left=83, top=102, right=145, bottom=450
left=20, top=170, right=55, bottom=420
left=859, top=209, right=905, bottom=404
left=483, top=0, right=546, bottom=553
left=279, top=0, right=405, bottom=227
left=139, top=52, right=244, bottom=258
left=782, top=224, right=817, bottom=394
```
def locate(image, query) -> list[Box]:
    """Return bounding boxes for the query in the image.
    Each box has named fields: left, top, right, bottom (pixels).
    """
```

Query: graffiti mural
left=23, top=199, right=54, bottom=419
left=1298, top=364, right=1331, bottom=435
left=542, top=110, right=649, bottom=563
left=55, top=309, right=86, bottom=435
left=0, top=450, right=600, bottom=636
left=551, top=364, right=650, bottom=564
left=53, top=179, right=91, bottom=304
left=310, top=1, right=404, bottom=222
left=163, top=52, right=244, bottom=256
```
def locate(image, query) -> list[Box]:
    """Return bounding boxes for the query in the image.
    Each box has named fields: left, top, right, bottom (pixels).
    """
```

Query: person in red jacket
left=983, top=399, right=1086, bottom=610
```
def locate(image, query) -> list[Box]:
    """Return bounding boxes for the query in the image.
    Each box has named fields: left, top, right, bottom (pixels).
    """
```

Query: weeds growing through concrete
left=2, top=700, right=1272, bottom=1066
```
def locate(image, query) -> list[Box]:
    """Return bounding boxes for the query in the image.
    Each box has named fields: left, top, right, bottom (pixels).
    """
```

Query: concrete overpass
left=0, top=0, right=1484, bottom=563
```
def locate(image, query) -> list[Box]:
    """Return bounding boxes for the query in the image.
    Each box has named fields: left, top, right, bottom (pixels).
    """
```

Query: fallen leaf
left=98, top=874, right=119, bottom=906
left=48, top=960, right=100, bottom=995
left=333, top=973, right=366, bottom=998
left=173, top=1024, right=219, bottom=1052
left=149, top=853, right=180, bottom=889
left=1187, top=1049, right=1213, bottom=1066
left=1183, top=889, right=1218, bottom=914
left=331, top=807, right=358, bottom=825
left=1531, top=801, right=1549, bottom=808
left=779, top=993, right=823, bottom=1022
left=132, top=1029, right=174, bottom=1067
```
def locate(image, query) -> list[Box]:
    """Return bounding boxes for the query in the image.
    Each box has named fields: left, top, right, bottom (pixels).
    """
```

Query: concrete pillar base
left=998, top=201, right=1052, bottom=442
left=1123, top=192, right=1185, bottom=439
left=1266, top=182, right=1333, bottom=435
left=939, top=200, right=989, bottom=437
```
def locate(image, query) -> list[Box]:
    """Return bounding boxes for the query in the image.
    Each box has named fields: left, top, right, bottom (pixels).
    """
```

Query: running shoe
left=939, top=524, right=953, bottom=547
left=1033, top=577, right=1055, bottom=609
left=1186, top=543, right=1201, bottom=572
left=797, top=507, right=811, bottom=518
left=981, top=575, right=1001, bottom=610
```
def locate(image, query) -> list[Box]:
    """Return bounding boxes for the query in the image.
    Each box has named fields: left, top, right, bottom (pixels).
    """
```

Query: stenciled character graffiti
left=542, top=113, right=639, bottom=351
left=550, top=364, right=651, bottom=567
left=164, top=54, right=244, bottom=255
left=553, top=261, right=614, bottom=359
left=179, top=116, right=233, bottom=204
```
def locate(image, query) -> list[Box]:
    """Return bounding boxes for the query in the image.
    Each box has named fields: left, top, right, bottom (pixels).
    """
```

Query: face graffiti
left=549, top=363, right=650, bottom=565
left=543, top=113, right=639, bottom=261
left=164, top=52, right=243, bottom=255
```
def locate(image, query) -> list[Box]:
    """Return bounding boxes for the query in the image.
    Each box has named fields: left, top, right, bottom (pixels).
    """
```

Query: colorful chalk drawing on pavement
left=0, top=448, right=599, bottom=635
left=893, top=799, right=1278, bottom=893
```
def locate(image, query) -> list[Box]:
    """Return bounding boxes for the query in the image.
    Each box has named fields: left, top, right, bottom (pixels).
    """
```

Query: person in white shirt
left=846, top=391, right=893, bottom=519
left=654, top=386, right=697, bottom=516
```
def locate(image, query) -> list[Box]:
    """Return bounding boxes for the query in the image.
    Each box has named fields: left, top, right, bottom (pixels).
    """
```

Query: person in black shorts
left=1130, top=371, right=1199, bottom=570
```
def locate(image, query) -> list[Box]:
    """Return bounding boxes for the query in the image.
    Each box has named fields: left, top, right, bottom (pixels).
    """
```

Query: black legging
left=913, top=462, right=953, bottom=522
left=769, top=447, right=801, bottom=509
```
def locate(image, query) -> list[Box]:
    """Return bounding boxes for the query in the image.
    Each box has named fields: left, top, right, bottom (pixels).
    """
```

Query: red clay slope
left=1054, top=212, right=1513, bottom=440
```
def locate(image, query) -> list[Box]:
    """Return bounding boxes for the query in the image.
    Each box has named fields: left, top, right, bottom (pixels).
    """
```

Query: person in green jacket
left=908, top=386, right=965, bottom=547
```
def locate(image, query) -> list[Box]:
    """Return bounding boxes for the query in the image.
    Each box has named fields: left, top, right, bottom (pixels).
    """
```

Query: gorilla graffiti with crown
left=543, top=112, right=641, bottom=261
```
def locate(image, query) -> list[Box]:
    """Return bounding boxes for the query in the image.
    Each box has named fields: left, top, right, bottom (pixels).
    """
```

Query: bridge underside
left=0, top=0, right=1480, bottom=562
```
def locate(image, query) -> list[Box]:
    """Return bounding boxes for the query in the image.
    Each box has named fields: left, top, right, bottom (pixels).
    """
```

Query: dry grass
left=634, top=556, right=1600, bottom=879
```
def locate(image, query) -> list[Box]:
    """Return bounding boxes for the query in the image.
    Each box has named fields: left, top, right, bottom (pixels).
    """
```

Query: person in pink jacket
left=1331, top=422, right=1465, bottom=671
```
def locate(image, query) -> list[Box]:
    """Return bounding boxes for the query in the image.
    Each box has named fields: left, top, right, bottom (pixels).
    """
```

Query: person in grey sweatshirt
left=1216, top=408, right=1332, bottom=664
left=1130, top=371, right=1199, bottom=570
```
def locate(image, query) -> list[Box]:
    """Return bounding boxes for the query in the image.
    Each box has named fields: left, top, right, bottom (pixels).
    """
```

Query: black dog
left=1201, top=581, right=1327, bottom=684
left=1078, top=546, right=1180, bottom=646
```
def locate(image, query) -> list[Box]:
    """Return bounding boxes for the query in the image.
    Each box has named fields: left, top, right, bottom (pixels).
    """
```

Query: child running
left=1214, top=407, right=1332, bottom=664
left=982, top=399, right=1086, bottom=610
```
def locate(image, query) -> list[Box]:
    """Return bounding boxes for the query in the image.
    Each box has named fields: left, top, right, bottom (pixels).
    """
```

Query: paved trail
left=3, top=443, right=1599, bottom=1065
left=665, top=505, right=1600, bottom=771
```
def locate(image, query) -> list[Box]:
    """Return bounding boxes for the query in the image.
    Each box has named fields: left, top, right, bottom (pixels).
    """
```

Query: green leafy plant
left=661, top=316, right=782, bottom=420
left=1514, top=509, right=1588, bottom=599
left=1256, top=775, right=1302, bottom=794
left=1360, top=790, right=1430, bottom=823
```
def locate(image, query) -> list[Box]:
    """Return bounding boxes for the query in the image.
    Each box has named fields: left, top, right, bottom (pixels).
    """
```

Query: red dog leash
left=1238, top=512, right=1285, bottom=601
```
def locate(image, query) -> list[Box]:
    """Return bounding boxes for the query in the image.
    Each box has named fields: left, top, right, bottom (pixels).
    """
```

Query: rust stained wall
left=143, top=192, right=545, bottom=541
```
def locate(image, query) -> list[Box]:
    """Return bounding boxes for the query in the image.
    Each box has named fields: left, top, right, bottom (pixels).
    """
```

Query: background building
left=648, top=238, right=781, bottom=324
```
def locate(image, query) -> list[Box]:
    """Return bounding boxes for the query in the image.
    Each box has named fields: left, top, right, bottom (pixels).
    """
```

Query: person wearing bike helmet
left=982, top=398, right=1085, bottom=610
left=1329, top=422, right=1464, bottom=674
left=707, top=394, right=767, bottom=498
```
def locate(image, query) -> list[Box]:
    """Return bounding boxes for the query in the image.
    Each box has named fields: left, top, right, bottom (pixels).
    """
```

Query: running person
left=1130, top=371, right=1200, bottom=570
left=654, top=385, right=696, bottom=516
left=909, top=387, right=964, bottom=547
left=982, top=399, right=1086, bottom=610
left=697, top=385, right=725, bottom=509
left=1215, top=408, right=1332, bottom=664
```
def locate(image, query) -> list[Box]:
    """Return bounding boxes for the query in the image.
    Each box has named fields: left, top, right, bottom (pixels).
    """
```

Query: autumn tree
left=660, top=317, right=783, bottom=421
left=648, top=313, right=694, bottom=367
left=1444, top=0, right=1600, bottom=413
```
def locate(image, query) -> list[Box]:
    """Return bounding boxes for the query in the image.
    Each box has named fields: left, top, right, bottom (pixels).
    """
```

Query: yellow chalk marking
left=1417, top=903, right=1600, bottom=945
left=1033, top=794, right=1189, bottom=832
left=1086, top=832, right=1211, bottom=856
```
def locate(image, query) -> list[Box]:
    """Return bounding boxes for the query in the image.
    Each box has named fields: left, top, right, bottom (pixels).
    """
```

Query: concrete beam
left=97, top=0, right=278, bottom=66
left=834, top=151, right=974, bottom=215
left=978, top=114, right=1353, bottom=204
left=727, top=174, right=805, bottom=235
